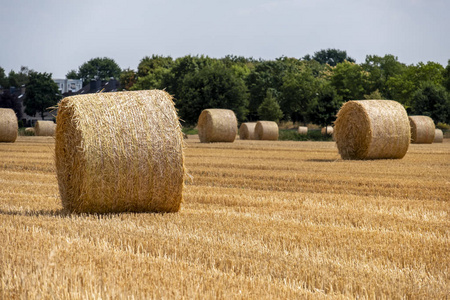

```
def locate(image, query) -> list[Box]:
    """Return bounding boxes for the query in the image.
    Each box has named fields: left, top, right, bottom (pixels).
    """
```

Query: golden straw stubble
left=0, top=108, right=18, bottom=142
left=334, top=100, right=410, bottom=160
left=55, top=90, right=185, bottom=213
left=197, top=109, right=237, bottom=143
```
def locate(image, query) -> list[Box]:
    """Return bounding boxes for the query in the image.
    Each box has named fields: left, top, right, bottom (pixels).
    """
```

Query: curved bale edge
left=239, top=122, right=257, bottom=140
left=409, top=116, right=435, bottom=144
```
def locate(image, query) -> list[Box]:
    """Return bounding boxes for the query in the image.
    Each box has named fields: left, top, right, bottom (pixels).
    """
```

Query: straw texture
left=433, top=129, right=443, bottom=143
left=409, top=116, right=435, bottom=144
left=197, top=109, right=237, bottom=143
left=255, top=121, right=279, bottom=140
left=321, top=126, right=333, bottom=135
left=334, top=100, right=410, bottom=160
left=298, top=126, right=308, bottom=135
left=35, top=121, right=56, bottom=136
left=0, top=108, right=18, bottom=142
left=239, top=122, right=257, bottom=140
left=55, top=90, right=185, bottom=213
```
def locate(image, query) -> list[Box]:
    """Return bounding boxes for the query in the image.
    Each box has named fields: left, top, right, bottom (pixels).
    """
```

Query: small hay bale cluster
left=297, top=126, right=308, bottom=135
left=197, top=109, right=237, bottom=143
left=321, top=126, right=333, bottom=136
left=55, top=90, right=185, bottom=213
left=35, top=120, right=56, bottom=136
left=334, top=100, right=410, bottom=160
left=255, top=121, right=279, bottom=140
left=409, top=116, right=435, bottom=144
left=433, top=129, right=443, bottom=143
left=0, top=108, right=18, bottom=142
left=239, top=122, right=257, bottom=140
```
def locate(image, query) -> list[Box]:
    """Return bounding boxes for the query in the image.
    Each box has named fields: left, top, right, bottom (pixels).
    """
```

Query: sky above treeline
left=1, top=0, right=449, bottom=79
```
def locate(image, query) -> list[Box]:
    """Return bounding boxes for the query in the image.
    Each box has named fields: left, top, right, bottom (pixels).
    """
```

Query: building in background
left=54, top=79, right=83, bottom=94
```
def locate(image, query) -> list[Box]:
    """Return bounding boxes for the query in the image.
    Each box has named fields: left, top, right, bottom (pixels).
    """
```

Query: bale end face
left=409, top=116, right=435, bottom=144
left=239, top=122, right=257, bottom=140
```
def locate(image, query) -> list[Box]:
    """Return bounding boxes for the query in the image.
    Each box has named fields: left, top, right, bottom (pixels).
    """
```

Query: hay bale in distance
left=321, top=126, right=333, bottom=135
left=433, top=129, right=443, bottom=143
left=298, top=126, right=308, bottom=135
left=255, top=121, right=279, bottom=140
left=35, top=120, right=56, bottom=136
left=197, top=109, right=237, bottom=143
left=409, top=116, right=435, bottom=144
left=239, top=122, right=257, bottom=140
left=334, top=100, right=410, bottom=160
left=55, top=90, right=185, bottom=213
left=25, top=127, right=35, bottom=135
left=0, top=108, right=18, bottom=142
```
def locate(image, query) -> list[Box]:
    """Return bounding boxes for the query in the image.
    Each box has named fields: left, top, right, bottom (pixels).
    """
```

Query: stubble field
left=0, top=136, right=449, bottom=299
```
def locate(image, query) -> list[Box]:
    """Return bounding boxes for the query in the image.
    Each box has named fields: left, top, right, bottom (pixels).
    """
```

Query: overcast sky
left=1, top=0, right=449, bottom=79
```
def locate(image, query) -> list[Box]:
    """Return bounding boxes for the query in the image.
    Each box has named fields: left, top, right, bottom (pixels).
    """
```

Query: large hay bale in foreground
left=334, top=100, right=410, bottom=160
left=298, top=126, right=308, bottom=135
left=409, top=116, right=435, bottom=144
left=255, top=121, right=279, bottom=140
left=0, top=108, right=18, bottom=142
left=321, top=126, right=333, bottom=135
left=197, top=109, right=237, bottom=143
left=35, top=120, right=56, bottom=136
left=55, top=90, right=185, bottom=213
left=433, top=129, right=443, bottom=143
left=239, top=122, right=257, bottom=140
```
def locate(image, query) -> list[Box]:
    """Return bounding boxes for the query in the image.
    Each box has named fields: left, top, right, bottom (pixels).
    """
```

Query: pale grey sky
left=1, top=0, right=449, bottom=79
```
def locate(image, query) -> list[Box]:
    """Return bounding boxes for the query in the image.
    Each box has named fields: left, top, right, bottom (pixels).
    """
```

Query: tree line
left=1, top=49, right=450, bottom=127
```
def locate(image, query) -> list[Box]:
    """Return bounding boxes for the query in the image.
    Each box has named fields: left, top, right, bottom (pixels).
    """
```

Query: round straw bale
left=197, top=109, right=237, bottom=143
left=433, top=129, right=443, bottom=143
left=298, top=126, right=308, bottom=135
left=55, top=90, right=184, bottom=213
left=409, top=116, right=435, bottom=144
left=35, top=120, right=56, bottom=136
left=25, top=127, right=35, bottom=135
left=255, top=121, right=279, bottom=140
left=334, top=100, right=410, bottom=160
left=239, top=122, right=257, bottom=140
left=0, top=108, right=18, bottom=142
left=321, top=126, right=333, bottom=135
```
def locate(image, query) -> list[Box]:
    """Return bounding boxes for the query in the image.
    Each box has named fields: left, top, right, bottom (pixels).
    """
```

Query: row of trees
left=2, top=49, right=450, bottom=127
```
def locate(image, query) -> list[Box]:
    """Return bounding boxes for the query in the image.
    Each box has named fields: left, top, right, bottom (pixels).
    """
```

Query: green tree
left=361, top=54, right=405, bottom=97
left=0, top=91, right=22, bottom=120
left=178, top=61, right=248, bottom=125
left=0, top=67, right=8, bottom=88
left=279, top=64, right=318, bottom=123
left=412, top=81, right=449, bottom=124
left=443, top=60, right=450, bottom=92
left=24, top=72, right=61, bottom=119
left=330, top=61, right=368, bottom=101
left=257, top=89, right=283, bottom=122
left=306, top=82, right=342, bottom=128
left=119, top=68, right=137, bottom=91
left=312, top=49, right=355, bottom=66
left=65, top=69, right=79, bottom=79
left=75, top=57, right=121, bottom=85
left=8, top=66, right=31, bottom=88
left=137, top=55, right=173, bottom=78
left=130, top=67, right=169, bottom=91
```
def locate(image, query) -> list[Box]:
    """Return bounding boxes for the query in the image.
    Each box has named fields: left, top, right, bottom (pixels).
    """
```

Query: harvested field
left=1, top=136, right=449, bottom=299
